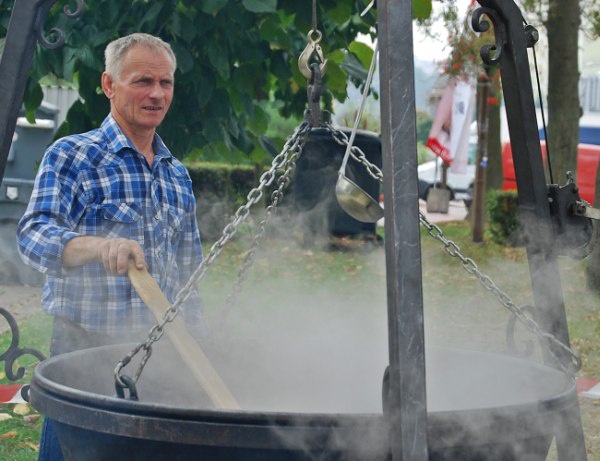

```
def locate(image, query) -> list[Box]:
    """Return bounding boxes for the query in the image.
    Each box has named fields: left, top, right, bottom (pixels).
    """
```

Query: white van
left=417, top=134, right=477, bottom=202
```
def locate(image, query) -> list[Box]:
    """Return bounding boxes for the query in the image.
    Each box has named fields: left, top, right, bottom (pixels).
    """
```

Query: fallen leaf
left=0, top=413, right=12, bottom=422
left=25, top=441, right=39, bottom=451
left=23, top=414, right=40, bottom=423
left=13, top=403, right=30, bottom=416
left=0, top=430, right=18, bottom=439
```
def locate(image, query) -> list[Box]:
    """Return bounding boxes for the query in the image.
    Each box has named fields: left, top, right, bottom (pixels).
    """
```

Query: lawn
left=1, top=219, right=599, bottom=459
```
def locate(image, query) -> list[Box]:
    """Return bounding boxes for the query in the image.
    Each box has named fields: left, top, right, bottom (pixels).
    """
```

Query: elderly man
left=17, top=33, right=203, bottom=460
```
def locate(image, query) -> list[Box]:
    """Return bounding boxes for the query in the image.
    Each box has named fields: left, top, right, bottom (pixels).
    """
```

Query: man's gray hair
left=105, top=33, right=177, bottom=80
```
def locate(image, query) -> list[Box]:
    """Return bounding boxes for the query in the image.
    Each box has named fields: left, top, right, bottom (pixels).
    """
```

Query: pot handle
left=127, top=260, right=240, bottom=409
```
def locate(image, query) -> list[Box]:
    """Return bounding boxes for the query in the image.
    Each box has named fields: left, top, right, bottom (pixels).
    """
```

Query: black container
left=29, top=342, right=577, bottom=461
left=293, top=128, right=382, bottom=241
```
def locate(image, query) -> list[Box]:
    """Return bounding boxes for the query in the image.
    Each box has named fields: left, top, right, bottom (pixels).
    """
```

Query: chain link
left=115, top=121, right=312, bottom=387
left=328, top=124, right=581, bottom=374
left=327, top=123, right=383, bottom=182
left=221, top=148, right=300, bottom=316
left=419, top=213, right=581, bottom=373
left=116, top=118, right=581, bottom=386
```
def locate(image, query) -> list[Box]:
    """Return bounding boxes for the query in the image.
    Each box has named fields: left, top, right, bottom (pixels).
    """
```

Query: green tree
left=522, top=0, right=600, bottom=291
left=1, top=0, right=435, bottom=164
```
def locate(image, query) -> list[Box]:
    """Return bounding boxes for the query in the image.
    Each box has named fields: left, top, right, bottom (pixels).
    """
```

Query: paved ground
left=377, top=199, right=469, bottom=228
left=0, top=284, right=41, bottom=335
left=419, top=199, right=469, bottom=224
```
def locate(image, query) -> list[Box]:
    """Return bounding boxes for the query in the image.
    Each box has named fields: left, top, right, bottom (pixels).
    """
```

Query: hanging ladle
left=335, top=41, right=384, bottom=223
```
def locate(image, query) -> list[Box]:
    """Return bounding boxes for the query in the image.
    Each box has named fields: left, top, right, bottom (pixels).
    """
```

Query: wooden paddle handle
left=127, top=260, right=240, bottom=409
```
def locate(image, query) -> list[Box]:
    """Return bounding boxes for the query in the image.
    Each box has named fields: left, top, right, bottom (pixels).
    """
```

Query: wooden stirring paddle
left=127, top=260, right=240, bottom=409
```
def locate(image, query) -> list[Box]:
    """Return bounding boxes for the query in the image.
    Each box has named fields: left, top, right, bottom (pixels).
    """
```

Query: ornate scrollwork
left=64, top=0, right=85, bottom=18
left=0, top=307, right=46, bottom=381
left=471, top=6, right=506, bottom=66
left=35, top=0, right=85, bottom=50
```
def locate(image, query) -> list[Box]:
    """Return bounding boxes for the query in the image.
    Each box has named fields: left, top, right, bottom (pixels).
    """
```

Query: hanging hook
left=298, top=30, right=328, bottom=80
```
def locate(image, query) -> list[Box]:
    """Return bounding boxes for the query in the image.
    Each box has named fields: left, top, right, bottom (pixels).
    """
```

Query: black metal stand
left=378, top=1, right=429, bottom=460
left=0, top=0, right=83, bottom=181
left=474, top=1, right=588, bottom=459
left=0, top=307, right=45, bottom=382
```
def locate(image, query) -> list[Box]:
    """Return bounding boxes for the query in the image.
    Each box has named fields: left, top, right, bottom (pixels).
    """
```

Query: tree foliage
left=0, top=0, right=432, bottom=163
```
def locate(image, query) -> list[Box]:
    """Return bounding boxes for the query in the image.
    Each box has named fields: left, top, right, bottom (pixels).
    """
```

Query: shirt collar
left=100, top=114, right=173, bottom=161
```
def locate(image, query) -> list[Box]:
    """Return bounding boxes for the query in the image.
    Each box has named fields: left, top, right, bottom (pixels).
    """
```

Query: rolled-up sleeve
left=17, top=146, right=85, bottom=276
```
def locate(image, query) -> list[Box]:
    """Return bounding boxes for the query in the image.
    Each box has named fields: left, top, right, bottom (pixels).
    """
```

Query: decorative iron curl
left=35, top=0, right=85, bottom=50
left=0, top=307, right=46, bottom=381
left=64, top=0, right=85, bottom=18
left=471, top=6, right=506, bottom=66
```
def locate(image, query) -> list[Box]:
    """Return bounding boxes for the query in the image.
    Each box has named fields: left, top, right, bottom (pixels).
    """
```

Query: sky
left=412, top=0, right=474, bottom=63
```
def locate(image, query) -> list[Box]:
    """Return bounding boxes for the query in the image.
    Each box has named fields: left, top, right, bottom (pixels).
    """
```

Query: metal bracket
left=573, top=201, right=600, bottom=221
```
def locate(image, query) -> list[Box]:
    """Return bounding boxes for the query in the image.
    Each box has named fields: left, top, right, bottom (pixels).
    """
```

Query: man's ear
left=101, top=72, right=115, bottom=99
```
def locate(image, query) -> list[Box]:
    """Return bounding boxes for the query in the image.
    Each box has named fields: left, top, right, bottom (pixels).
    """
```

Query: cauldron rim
left=29, top=343, right=579, bottom=453
left=30, top=343, right=576, bottom=421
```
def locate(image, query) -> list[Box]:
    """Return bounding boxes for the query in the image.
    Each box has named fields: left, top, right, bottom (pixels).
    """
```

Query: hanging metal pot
left=29, top=342, right=577, bottom=461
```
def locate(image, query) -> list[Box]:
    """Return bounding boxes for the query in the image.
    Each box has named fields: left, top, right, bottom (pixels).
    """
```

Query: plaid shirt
left=17, top=115, right=203, bottom=334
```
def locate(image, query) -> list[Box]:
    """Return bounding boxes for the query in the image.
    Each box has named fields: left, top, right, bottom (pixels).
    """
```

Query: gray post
left=378, top=0, right=429, bottom=460
left=0, top=0, right=58, bottom=183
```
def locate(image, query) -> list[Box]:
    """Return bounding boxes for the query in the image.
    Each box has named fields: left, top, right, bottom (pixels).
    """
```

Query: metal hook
left=298, top=30, right=328, bottom=80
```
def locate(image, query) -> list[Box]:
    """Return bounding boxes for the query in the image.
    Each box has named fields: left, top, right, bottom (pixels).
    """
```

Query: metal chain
left=327, top=124, right=383, bottom=181
left=419, top=214, right=581, bottom=373
left=327, top=123, right=581, bottom=374
left=220, top=147, right=301, bottom=318
left=114, top=121, right=312, bottom=387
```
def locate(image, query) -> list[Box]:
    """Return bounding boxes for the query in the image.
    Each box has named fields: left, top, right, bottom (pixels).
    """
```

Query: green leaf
left=242, top=0, right=277, bottom=14
left=247, top=105, right=269, bottom=135
left=139, top=3, right=163, bottom=27
left=23, top=79, right=44, bottom=124
left=200, top=0, right=229, bottom=15
left=171, top=42, right=195, bottom=74
left=171, top=11, right=197, bottom=43
left=203, top=118, right=225, bottom=143
left=326, top=3, right=353, bottom=26
left=208, top=43, right=230, bottom=80
left=324, top=61, right=347, bottom=95
left=340, top=52, right=367, bottom=80
left=348, top=41, right=374, bottom=70
left=412, top=0, right=432, bottom=20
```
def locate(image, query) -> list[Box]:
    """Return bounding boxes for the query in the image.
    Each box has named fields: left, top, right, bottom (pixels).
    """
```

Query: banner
left=426, top=78, right=476, bottom=171
left=449, top=79, right=476, bottom=174
left=425, top=83, right=454, bottom=164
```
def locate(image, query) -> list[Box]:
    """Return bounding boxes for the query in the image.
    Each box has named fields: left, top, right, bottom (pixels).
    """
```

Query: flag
left=449, top=79, right=476, bottom=174
left=426, top=82, right=454, bottom=164
left=426, top=78, right=476, bottom=170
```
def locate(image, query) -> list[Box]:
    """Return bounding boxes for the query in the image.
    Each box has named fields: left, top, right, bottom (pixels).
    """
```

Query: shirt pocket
left=165, top=204, right=184, bottom=247
left=97, top=202, right=144, bottom=241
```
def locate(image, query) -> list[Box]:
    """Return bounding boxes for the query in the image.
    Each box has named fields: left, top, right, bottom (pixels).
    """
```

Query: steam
left=29, top=193, right=586, bottom=460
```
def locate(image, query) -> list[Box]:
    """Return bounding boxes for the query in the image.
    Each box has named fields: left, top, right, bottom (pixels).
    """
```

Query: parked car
left=502, top=123, right=600, bottom=206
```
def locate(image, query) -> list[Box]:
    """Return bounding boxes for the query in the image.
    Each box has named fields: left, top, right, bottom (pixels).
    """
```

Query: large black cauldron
left=29, top=342, right=577, bottom=461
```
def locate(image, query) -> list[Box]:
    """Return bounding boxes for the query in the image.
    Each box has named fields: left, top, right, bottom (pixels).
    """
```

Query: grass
left=1, top=219, right=599, bottom=459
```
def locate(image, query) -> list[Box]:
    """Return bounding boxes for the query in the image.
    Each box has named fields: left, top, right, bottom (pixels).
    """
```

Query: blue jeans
left=37, top=419, right=64, bottom=461
left=37, top=317, right=134, bottom=461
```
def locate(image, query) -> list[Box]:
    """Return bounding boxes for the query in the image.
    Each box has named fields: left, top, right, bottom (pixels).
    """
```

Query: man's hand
left=97, top=238, right=145, bottom=275
left=63, top=236, right=145, bottom=275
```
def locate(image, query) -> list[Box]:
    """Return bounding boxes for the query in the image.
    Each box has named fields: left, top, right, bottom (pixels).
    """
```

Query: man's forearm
left=62, top=236, right=104, bottom=267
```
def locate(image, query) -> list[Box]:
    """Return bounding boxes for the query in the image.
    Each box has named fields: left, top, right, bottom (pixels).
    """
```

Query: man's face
left=102, top=45, right=174, bottom=135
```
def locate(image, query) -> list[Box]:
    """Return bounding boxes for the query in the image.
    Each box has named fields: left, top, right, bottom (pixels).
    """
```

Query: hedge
left=486, top=189, right=524, bottom=246
left=185, top=162, right=264, bottom=241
